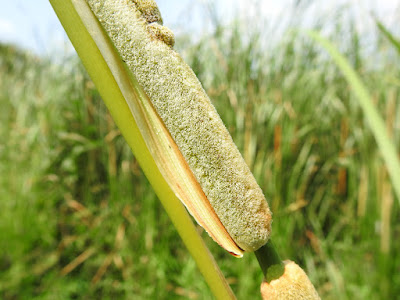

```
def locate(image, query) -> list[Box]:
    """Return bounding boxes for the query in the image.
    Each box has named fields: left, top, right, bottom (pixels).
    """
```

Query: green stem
left=255, top=240, right=285, bottom=283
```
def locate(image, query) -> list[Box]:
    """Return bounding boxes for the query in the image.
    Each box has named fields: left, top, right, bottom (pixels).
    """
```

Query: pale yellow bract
left=87, top=0, right=272, bottom=252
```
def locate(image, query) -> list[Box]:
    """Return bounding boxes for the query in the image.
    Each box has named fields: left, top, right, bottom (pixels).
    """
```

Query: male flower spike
left=86, top=0, right=272, bottom=255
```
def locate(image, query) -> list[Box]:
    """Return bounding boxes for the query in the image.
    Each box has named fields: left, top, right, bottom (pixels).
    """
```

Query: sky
left=0, top=0, right=398, bottom=57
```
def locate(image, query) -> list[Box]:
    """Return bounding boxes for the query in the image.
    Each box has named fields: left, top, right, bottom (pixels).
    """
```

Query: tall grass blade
left=375, top=19, right=400, bottom=55
left=307, top=30, right=400, bottom=203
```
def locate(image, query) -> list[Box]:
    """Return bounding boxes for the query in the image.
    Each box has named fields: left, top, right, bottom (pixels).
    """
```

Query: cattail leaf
left=375, top=19, right=400, bottom=56
left=308, top=30, right=400, bottom=204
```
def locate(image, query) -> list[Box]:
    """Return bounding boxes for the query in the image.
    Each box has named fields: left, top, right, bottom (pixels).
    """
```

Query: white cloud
left=0, top=18, right=17, bottom=41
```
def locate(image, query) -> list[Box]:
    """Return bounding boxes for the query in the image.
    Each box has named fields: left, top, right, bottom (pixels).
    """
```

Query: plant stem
left=255, top=240, right=285, bottom=283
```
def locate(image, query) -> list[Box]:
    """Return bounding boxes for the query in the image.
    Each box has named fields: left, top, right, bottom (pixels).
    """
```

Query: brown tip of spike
left=260, top=261, right=320, bottom=300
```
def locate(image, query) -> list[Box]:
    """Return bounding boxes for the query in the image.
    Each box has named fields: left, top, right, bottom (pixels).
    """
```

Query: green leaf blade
left=307, top=30, right=400, bottom=203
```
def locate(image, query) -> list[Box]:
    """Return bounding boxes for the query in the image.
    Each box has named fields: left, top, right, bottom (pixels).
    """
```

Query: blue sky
left=0, top=0, right=398, bottom=56
left=0, top=0, right=202, bottom=55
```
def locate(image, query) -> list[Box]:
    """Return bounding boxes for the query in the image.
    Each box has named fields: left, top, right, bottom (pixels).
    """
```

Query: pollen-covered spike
left=132, top=0, right=163, bottom=24
left=260, top=261, right=321, bottom=300
left=87, top=0, right=272, bottom=253
left=147, top=23, right=175, bottom=47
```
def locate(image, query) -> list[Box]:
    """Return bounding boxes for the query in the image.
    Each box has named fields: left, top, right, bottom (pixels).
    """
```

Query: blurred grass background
left=0, top=2, right=399, bottom=299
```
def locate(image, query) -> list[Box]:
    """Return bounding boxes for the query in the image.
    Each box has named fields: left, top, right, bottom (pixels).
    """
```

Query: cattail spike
left=86, top=0, right=272, bottom=253
left=260, top=261, right=320, bottom=300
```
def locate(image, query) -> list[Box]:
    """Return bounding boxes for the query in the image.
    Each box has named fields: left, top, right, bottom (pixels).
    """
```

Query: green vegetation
left=0, top=4, right=399, bottom=299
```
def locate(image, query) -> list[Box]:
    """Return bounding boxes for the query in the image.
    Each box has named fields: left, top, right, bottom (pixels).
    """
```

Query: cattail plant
left=50, top=0, right=321, bottom=298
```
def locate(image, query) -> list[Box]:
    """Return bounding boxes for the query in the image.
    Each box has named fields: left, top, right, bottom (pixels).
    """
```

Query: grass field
left=0, top=3, right=399, bottom=299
